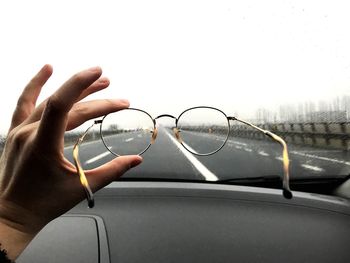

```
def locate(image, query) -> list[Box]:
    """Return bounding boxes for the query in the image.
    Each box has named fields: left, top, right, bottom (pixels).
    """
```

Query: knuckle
left=15, top=130, right=30, bottom=144
left=72, top=72, right=86, bottom=85
left=7, top=129, right=17, bottom=143
left=72, top=103, right=85, bottom=115
left=17, top=92, right=34, bottom=107
left=45, top=96, right=64, bottom=113
left=16, top=96, right=34, bottom=112
left=8, top=126, right=32, bottom=146
left=16, top=95, right=26, bottom=106
left=68, top=105, right=85, bottom=120
left=105, top=99, right=117, bottom=108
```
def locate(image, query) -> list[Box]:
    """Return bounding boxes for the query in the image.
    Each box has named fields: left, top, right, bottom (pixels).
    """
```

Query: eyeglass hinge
left=94, top=120, right=103, bottom=124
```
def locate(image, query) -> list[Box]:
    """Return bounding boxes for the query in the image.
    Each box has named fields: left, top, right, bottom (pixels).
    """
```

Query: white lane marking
left=164, top=130, right=218, bottom=181
left=137, top=134, right=142, bottom=138
left=296, top=150, right=343, bottom=153
left=64, top=139, right=100, bottom=150
left=85, top=147, right=112, bottom=165
left=125, top=138, right=134, bottom=142
left=244, top=148, right=252, bottom=152
left=229, top=140, right=247, bottom=146
left=301, top=164, right=325, bottom=172
left=290, top=151, right=350, bottom=166
left=235, top=146, right=242, bottom=150
left=275, top=156, right=283, bottom=161
left=258, top=151, right=269, bottom=157
left=182, top=142, right=200, bottom=155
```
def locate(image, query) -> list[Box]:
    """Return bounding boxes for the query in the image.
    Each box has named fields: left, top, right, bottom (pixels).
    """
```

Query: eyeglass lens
left=100, top=109, right=155, bottom=156
left=100, top=107, right=230, bottom=156
left=177, top=107, right=230, bottom=155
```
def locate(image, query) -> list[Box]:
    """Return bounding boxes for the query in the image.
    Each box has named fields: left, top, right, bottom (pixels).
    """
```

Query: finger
left=66, top=99, right=130, bottom=131
left=77, top=77, right=110, bottom=101
left=36, top=67, right=103, bottom=150
left=25, top=77, right=110, bottom=125
left=85, top=156, right=143, bottom=192
left=9, top=64, right=53, bottom=131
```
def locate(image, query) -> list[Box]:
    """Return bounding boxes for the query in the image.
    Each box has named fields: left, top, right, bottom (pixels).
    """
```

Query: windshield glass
left=1, top=0, right=350, bottom=182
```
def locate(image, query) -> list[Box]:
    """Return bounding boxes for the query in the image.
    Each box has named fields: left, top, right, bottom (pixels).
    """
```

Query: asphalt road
left=64, top=126, right=350, bottom=181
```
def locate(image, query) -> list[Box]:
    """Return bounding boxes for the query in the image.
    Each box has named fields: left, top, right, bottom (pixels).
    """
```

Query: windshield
left=1, top=0, right=350, bottom=183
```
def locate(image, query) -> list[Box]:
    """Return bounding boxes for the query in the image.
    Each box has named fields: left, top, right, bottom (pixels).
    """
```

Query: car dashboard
left=18, top=181, right=350, bottom=263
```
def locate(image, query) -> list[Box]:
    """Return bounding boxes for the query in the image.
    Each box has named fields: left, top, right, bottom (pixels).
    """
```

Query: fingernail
left=121, top=99, right=130, bottom=104
left=88, top=66, right=101, bottom=72
left=99, top=78, right=110, bottom=84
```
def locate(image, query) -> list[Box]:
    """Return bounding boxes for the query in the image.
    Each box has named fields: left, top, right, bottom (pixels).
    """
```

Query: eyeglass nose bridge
left=152, top=114, right=182, bottom=143
left=154, top=114, right=178, bottom=121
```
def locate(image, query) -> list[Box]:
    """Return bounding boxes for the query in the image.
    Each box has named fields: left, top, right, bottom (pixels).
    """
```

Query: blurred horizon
left=1, top=94, right=350, bottom=138
left=1, top=0, right=350, bottom=134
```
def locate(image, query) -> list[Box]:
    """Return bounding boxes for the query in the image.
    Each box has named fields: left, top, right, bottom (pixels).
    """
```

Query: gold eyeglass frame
left=73, top=106, right=292, bottom=208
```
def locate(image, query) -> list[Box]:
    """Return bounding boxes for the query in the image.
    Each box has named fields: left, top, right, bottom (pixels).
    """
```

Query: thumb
left=85, top=155, right=143, bottom=192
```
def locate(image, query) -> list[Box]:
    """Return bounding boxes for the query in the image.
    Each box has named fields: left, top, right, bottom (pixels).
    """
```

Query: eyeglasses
left=73, top=106, right=292, bottom=208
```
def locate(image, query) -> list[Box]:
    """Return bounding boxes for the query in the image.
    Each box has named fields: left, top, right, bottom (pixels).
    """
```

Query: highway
left=64, top=126, right=350, bottom=181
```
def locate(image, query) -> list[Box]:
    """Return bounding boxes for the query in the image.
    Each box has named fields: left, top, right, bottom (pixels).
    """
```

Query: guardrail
left=1, top=122, right=350, bottom=154
left=230, top=122, right=350, bottom=150
left=0, top=136, right=5, bottom=154
left=0, top=133, right=99, bottom=155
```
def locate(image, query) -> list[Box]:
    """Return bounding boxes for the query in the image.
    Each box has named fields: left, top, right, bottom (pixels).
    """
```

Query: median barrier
left=314, top=123, right=327, bottom=133
left=230, top=122, right=350, bottom=150
left=59, top=122, right=350, bottom=151
left=329, top=123, right=343, bottom=133
left=0, top=136, right=5, bottom=155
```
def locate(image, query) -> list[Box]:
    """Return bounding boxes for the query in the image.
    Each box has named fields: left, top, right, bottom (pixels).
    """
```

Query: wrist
left=0, top=220, right=35, bottom=261
left=0, top=200, right=42, bottom=261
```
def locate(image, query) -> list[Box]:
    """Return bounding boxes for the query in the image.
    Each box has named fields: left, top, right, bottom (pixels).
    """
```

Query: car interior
left=2, top=1, right=350, bottom=262
left=17, top=180, right=350, bottom=263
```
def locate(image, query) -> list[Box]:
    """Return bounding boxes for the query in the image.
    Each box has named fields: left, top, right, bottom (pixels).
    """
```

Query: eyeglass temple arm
left=228, top=117, right=293, bottom=199
left=72, top=120, right=101, bottom=208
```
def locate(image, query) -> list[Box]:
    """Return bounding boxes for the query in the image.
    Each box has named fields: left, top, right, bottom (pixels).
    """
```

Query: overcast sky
left=1, top=0, right=350, bottom=134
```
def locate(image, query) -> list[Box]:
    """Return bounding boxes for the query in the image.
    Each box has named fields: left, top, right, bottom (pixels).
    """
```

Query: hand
left=0, top=65, right=142, bottom=260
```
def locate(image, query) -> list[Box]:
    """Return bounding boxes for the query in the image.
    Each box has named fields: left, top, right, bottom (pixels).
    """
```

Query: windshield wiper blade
left=119, top=176, right=284, bottom=185
left=218, top=175, right=350, bottom=184
left=217, top=175, right=282, bottom=184
left=118, top=177, right=205, bottom=183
